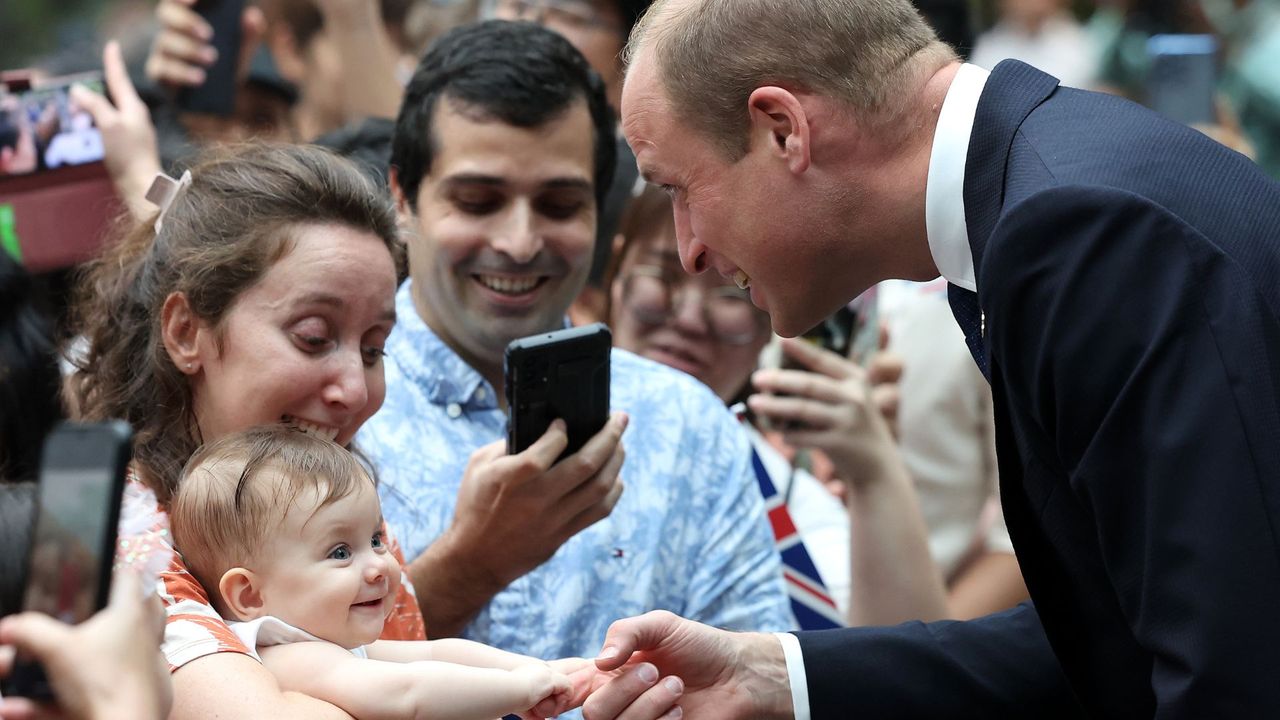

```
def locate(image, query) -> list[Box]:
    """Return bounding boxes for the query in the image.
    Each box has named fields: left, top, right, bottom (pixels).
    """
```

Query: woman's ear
left=218, top=567, right=266, bottom=621
left=160, top=291, right=204, bottom=376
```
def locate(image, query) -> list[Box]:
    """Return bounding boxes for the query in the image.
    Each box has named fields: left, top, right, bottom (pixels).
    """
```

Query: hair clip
left=144, top=169, right=193, bottom=235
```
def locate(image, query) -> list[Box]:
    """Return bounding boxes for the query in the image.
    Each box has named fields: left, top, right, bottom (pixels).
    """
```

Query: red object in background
left=0, top=162, right=119, bottom=272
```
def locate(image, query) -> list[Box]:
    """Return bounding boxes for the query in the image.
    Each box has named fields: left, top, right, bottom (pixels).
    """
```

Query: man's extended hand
left=576, top=610, right=795, bottom=720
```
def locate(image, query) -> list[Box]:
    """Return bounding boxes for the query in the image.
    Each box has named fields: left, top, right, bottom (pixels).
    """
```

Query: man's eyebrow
left=543, top=178, right=594, bottom=192
left=442, top=173, right=505, bottom=187
left=442, top=175, right=593, bottom=192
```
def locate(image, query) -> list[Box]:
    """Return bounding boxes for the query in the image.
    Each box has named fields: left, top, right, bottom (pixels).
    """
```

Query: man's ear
left=746, top=86, right=811, bottom=175
left=388, top=167, right=411, bottom=215
left=218, top=567, right=267, bottom=621
left=160, top=291, right=206, bottom=376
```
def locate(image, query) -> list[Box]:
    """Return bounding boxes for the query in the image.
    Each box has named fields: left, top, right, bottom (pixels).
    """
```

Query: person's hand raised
left=144, top=0, right=265, bottom=90
left=749, top=337, right=900, bottom=486
left=70, top=41, right=161, bottom=221
left=0, top=570, right=171, bottom=720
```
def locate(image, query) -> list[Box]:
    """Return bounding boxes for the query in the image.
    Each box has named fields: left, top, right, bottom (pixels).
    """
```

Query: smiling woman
left=65, top=142, right=426, bottom=720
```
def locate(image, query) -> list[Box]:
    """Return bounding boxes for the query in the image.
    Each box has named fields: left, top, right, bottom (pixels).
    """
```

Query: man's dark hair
left=391, top=20, right=617, bottom=211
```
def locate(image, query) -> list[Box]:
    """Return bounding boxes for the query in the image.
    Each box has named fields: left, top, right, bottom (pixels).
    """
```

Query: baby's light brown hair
left=170, top=425, right=375, bottom=616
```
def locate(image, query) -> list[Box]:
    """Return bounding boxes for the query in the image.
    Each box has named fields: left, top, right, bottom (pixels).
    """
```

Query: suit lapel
left=962, top=60, right=1060, bottom=288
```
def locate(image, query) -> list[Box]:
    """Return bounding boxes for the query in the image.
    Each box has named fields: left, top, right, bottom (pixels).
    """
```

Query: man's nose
left=494, top=200, right=543, bottom=264
left=673, top=197, right=708, bottom=274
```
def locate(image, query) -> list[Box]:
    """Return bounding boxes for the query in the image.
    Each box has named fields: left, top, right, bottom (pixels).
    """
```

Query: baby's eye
left=328, top=545, right=352, bottom=560
left=371, top=532, right=385, bottom=550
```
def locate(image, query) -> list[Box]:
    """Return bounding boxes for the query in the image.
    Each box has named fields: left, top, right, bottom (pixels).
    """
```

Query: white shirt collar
left=925, top=63, right=990, bottom=293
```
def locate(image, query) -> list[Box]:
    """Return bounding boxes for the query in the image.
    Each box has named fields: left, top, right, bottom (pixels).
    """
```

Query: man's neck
left=862, top=60, right=962, bottom=283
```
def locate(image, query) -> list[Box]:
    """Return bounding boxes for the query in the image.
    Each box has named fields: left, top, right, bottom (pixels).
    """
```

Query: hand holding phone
left=505, top=323, right=612, bottom=462
left=1, top=421, right=132, bottom=701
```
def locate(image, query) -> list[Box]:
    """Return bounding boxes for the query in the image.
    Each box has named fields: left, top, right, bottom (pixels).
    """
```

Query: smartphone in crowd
left=1146, top=34, right=1219, bottom=127
left=1, top=421, right=133, bottom=701
left=175, top=0, right=245, bottom=116
left=505, top=323, right=611, bottom=463
left=0, top=71, right=115, bottom=270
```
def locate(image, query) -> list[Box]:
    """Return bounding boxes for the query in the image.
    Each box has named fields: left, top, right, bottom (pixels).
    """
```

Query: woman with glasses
left=607, top=187, right=948, bottom=627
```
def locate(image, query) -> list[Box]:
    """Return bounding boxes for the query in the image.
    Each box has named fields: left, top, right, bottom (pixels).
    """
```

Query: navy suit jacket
left=796, top=61, right=1280, bottom=718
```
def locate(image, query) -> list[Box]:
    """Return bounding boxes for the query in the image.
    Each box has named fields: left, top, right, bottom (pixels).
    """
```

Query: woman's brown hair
left=68, top=142, right=402, bottom=505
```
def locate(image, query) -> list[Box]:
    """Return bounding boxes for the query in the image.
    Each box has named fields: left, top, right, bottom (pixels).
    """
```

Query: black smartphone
left=176, top=0, right=245, bottom=116
left=1, top=421, right=133, bottom=701
left=1146, top=34, right=1218, bottom=127
left=505, top=323, right=611, bottom=462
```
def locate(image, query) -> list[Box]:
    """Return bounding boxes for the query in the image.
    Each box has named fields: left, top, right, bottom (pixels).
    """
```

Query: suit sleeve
left=982, top=185, right=1280, bottom=716
left=797, top=602, right=1079, bottom=718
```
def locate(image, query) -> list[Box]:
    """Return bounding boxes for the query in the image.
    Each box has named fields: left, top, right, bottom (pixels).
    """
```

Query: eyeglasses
left=484, top=0, right=622, bottom=33
left=621, top=265, right=767, bottom=346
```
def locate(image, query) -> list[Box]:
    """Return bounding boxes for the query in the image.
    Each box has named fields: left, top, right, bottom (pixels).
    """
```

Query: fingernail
left=204, top=47, right=219, bottom=64
left=663, top=676, right=683, bottom=694
left=638, top=663, right=658, bottom=684
left=662, top=707, right=683, bottom=719
left=596, top=645, right=618, bottom=661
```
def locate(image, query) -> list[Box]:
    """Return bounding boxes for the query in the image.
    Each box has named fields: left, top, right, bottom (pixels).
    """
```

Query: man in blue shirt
left=357, top=20, right=792, bottom=664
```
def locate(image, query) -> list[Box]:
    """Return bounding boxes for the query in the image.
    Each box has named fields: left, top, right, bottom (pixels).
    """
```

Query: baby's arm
left=367, top=638, right=549, bottom=670
left=259, top=641, right=569, bottom=720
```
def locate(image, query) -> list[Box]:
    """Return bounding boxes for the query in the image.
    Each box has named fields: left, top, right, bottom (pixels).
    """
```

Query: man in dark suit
left=568, top=0, right=1280, bottom=717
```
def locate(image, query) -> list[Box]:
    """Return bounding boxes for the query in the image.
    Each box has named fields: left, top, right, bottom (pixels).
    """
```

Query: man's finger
left=156, top=0, right=213, bottom=41
left=746, top=393, right=838, bottom=430
left=0, top=614, right=70, bottom=664
left=517, top=418, right=570, bottom=472
left=234, top=6, right=267, bottom=83
left=0, top=694, right=59, bottom=720
left=101, top=41, right=146, bottom=113
left=595, top=611, right=681, bottom=671
left=0, top=644, right=14, bottom=676
left=751, top=367, right=847, bottom=404
left=779, top=337, right=855, bottom=379
left=581, top=662, right=681, bottom=720
left=147, top=56, right=207, bottom=87
left=68, top=85, right=115, bottom=126
left=153, top=29, right=217, bottom=67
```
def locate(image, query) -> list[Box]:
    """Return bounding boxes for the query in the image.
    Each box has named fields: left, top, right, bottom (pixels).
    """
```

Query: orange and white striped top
left=116, top=478, right=426, bottom=670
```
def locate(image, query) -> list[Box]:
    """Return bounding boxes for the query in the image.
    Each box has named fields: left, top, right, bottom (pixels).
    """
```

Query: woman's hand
left=748, top=337, right=901, bottom=486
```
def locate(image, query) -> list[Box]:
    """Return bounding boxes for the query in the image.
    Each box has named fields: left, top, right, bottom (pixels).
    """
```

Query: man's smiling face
left=401, top=96, right=598, bottom=366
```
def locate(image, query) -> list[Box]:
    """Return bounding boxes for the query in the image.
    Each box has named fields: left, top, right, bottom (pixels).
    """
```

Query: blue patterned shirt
left=358, top=282, right=794, bottom=662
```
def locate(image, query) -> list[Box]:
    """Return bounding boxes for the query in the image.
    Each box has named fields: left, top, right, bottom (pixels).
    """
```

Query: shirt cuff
left=774, top=631, right=810, bottom=720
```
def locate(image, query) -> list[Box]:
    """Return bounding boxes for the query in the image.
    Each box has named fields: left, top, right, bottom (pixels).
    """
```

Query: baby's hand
left=513, top=663, right=572, bottom=719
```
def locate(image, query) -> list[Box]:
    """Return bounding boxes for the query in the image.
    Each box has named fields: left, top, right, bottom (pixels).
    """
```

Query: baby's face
left=253, top=481, right=400, bottom=649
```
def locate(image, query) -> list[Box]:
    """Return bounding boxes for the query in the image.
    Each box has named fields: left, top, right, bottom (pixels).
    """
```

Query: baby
left=170, top=425, right=576, bottom=720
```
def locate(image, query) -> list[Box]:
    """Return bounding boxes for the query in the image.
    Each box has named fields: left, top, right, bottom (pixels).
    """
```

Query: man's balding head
left=624, top=0, right=955, bottom=159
